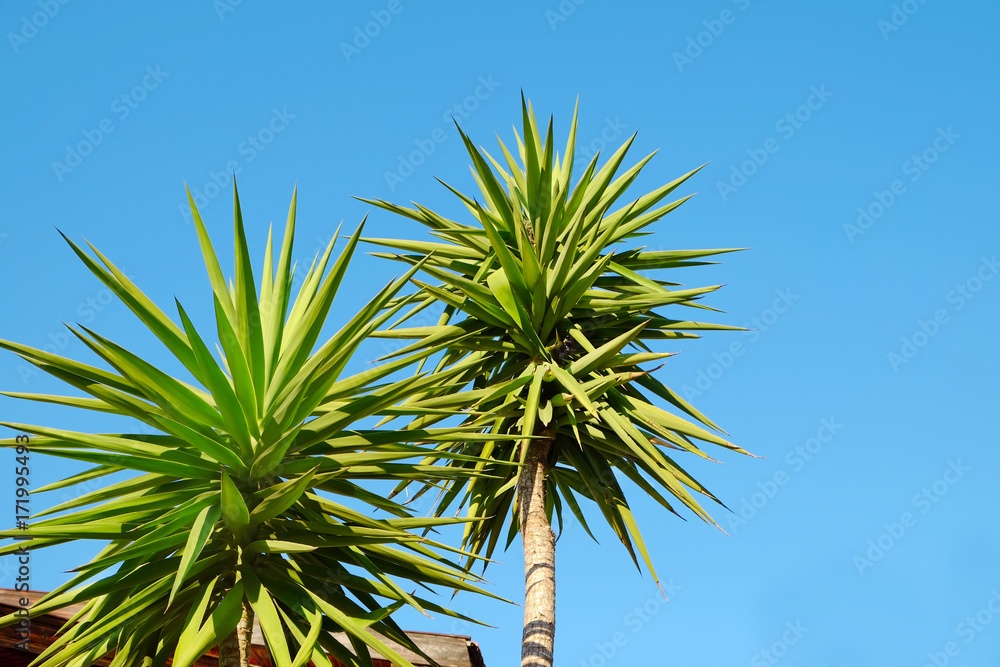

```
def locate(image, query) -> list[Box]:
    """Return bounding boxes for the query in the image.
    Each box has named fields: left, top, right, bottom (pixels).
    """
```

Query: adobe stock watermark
left=10, top=435, right=31, bottom=650
left=726, top=417, right=843, bottom=535
left=681, top=288, right=799, bottom=400
left=180, top=107, right=296, bottom=223
left=572, top=117, right=628, bottom=173
left=750, top=621, right=809, bottom=667
left=213, top=0, right=244, bottom=20
left=50, top=66, right=170, bottom=182
left=17, top=285, right=119, bottom=386
left=383, top=75, right=501, bottom=193
left=671, top=0, right=753, bottom=73
left=843, top=127, right=959, bottom=244
left=340, top=0, right=407, bottom=63
left=853, top=459, right=970, bottom=576
left=878, top=0, right=932, bottom=41
left=7, top=0, right=72, bottom=54
left=545, top=0, right=586, bottom=31
left=919, top=587, right=1000, bottom=667
left=887, top=255, right=996, bottom=372
left=577, top=581, right=681, bottom=667
left=716, top=85, right=833, bottom=202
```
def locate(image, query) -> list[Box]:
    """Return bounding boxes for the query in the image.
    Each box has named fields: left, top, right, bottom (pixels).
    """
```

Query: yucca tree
left=0, top=188, right=507, bottom=667
left=361, top=98, right=753, bottom=667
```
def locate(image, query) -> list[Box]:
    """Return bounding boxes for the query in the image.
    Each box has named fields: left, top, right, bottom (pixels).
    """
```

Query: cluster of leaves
left=0, top=189, right=510, bottom=667
left=365, top=98, right=753, bottom=588
left=0, top=98, right=749, bottom=667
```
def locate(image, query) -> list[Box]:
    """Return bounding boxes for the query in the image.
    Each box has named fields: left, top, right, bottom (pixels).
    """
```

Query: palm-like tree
left=0, top=189, right=506, bottom=667
left=362, top=99, right=753, bottom=667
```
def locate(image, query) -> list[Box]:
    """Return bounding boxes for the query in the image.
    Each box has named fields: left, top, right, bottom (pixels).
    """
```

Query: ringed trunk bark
left=519, top=436, right=555, bottom=667
left=218, top=599, right=254, bottom=667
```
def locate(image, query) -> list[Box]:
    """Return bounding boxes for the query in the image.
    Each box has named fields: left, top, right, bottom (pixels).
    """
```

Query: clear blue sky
left=2, top=1, right=999, bottom=665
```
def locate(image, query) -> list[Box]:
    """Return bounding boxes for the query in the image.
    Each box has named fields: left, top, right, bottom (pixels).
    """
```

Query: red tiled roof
left=0, top=589, right=486, bottom=667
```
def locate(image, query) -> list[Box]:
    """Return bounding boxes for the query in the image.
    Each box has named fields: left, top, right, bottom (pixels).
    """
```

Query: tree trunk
left=218, top=599, right=254, bottom=667
left=519, top=437, right=555, bottom=667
